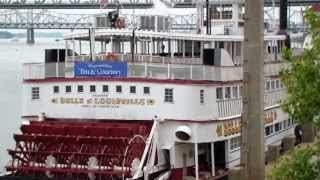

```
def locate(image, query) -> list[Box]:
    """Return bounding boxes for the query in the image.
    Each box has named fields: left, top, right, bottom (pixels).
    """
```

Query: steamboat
left=4, top=1, right=303, bottom=179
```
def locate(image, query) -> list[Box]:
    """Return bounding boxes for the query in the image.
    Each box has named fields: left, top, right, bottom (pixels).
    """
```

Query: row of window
left=230, top=119, right=295, bottom=151
left=31, top=87, right=40, bottom=100
left=53, top=85, right=151, bottom=95
left=265, top=79, right=284, bottom=91
left=216, top=86, right=243, bottom=100
left=216, top=79, right=284, bottom=100
left=230, top=136, right=241, bottom=150
left=265, top=119, right=295, bottom=136
left=32, top=86, right=207, bottom=105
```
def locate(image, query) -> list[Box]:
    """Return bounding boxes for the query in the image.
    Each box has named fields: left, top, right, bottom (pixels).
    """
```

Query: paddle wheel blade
left=6, top=120, right=153, bottom=180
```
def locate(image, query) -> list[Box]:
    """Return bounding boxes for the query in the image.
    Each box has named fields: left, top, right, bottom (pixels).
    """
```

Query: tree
left=280, top=9, right=320, bottom=129
left=268, top=9, right=320, bottom=180
left=268, top=143, right=320, bottom=180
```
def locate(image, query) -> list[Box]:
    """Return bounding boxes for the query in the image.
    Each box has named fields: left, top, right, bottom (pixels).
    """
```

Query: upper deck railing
left=66, top=53, right=203, bottom=65
left=23, top=53, right=288, bottom=81
left=23, top=61, right=243, bottom=82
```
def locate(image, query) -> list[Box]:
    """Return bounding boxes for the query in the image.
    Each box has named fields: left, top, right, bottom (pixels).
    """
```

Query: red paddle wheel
left=6, top=119, right=153, bottom=179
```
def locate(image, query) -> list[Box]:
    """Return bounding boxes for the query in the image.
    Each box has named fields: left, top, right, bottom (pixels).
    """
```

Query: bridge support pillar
left=27, top=28, right=35, bottom=44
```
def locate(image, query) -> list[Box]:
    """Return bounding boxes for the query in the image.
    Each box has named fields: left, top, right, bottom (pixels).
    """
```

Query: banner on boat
left=74, top=61, right=128, bottom=77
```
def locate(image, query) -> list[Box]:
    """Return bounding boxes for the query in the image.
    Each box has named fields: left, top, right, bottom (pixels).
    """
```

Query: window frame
left=164, top=88, right=174, bottom=103
left=216, top=87, right=223, bottom=100
left=77, top=85, right=84, bottom=93
left=102, top=85, right=109, bottom=93
left=65, top=85, right=72, bottom=93
left=143, top=87, right=150, bottom=95
left=90, top=85, right=96, bottom=93
left=225, top=87, right=231, bottom=99
left=116, top=85, right=122, bottom=93
left=31, top=87, right=40, bottom=100
left=130, top=86, right=136, bottom=94
left=232, top=86, right=238, bottom=98
left=200, top=89, right=205, bottom=104
left=53, top=86, right=59, bottom=94
left=230, top=136, right=241, bottom=150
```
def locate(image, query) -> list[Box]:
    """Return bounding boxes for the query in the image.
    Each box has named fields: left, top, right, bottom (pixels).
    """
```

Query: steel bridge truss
left=0, top=10, right=94, bottom=29
left=0, top=0, right=154, bottom=9
left=161, top=0, right=320, bottom=7
left=0, top=10, right=199, bottom=31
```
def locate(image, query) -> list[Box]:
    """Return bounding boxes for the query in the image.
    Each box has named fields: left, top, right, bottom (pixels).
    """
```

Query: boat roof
left=64, top=29, right=287, bottom=42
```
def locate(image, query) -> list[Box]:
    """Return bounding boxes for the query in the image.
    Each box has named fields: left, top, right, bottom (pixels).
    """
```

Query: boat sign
left=74, top=61, right=128, bottom=77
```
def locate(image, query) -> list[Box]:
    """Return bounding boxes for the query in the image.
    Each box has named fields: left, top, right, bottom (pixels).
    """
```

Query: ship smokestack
left=279, top=0, right=291, bottom=48
left=279, top=0, right=288, bottom=31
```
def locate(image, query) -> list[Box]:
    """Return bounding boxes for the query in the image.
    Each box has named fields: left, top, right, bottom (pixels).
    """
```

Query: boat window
left=265, top=125, right=273, bottom=136
left=31, top=87, right=40, bottom=100
left=222, top=6, right=233, bottom=19
left=216, top=87, right=223, bottom=100
left=288, top=119, right=291, bottom=126
left=239, top=86, right=243, bottom=97
left=164, top=88, right=174, bottom=103
left=65, top=86, right=72, bottom=93
left=225, top=87, right=231, bottom=98
left=230, top=136, right=241, bottom=150
left=232, top=86, right=238, bottom=98
left=235, top=42, right=242, bottom=56
left=53, top=86, right=59, bottom=94
left=116, top=85, right=122, bottom=93
left=275, top=122, right=282, bottom=132
left=200, top=90, right=204, bottom=104
left=271, top=80, right=275, bottom=90
left=283, top=120, right=287, bottom=129
left=265, top=127, right=269, bottom=136
left=130, top=86, right=136, bottom=94
left=103, top=85, right=109, bottom=93
left=280, top=81, right=284, bottom=88
left=90, top=85, right=96, bottom=93
left=77, top=85, right=83, bottom=93
left=144, top=87, right=150, bottom=95
left=275, top=80, right=280, bottom=89
left=212, top=8, right=220, bottom=19
left=266, top=81, right=271, bottom=91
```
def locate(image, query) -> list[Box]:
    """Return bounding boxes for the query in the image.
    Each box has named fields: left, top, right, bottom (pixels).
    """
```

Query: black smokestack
left=279, top=0, right=290, bottom=48
left=279, top=0, right=288, bottom=32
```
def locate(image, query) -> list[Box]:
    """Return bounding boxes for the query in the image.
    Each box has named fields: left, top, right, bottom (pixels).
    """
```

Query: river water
left=0, top=38, right=64, bottom=173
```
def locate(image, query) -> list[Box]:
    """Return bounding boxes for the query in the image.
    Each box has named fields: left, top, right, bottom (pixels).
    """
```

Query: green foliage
left=280, top=9, right=320, bottom=127
left=270, top=9, right=320, bottom=180
left=268, top=143, right=320, bottom=180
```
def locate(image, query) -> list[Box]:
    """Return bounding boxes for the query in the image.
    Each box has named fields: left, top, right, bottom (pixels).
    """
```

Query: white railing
left=264, top=62, right=289, bottom=76
left=216, top=89, right=287, bottom=118
left=66, top=54, right=202, bottom=65
left=264, top=89, right=287, bottom=108
left=217, top=98, right=242, bottom=118
left=22, top=62, right=243, bottom=82
left=23, top=63, right=45, bottom=80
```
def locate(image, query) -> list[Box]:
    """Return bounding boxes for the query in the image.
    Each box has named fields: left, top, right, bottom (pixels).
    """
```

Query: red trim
left=21, top=115, right=39, bottom=119
left=164, top=118, right=238, bottom=123
left=23, top=77, right=243, bottom=86
left=40, top=117, right=153, bottom=124
left=21, top=116, right=243, bottom=124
